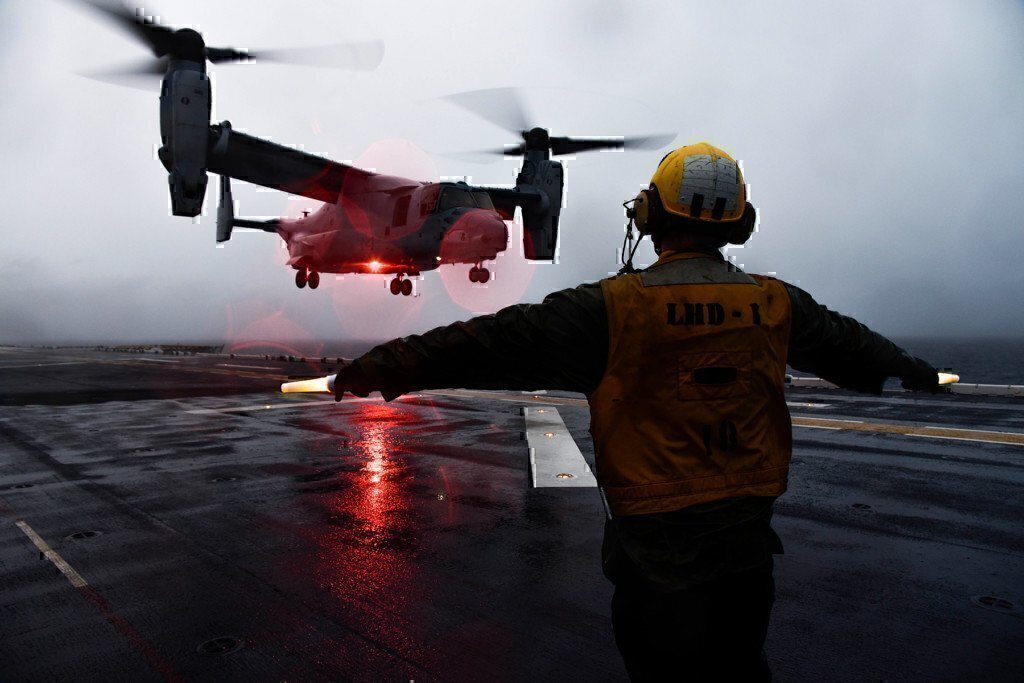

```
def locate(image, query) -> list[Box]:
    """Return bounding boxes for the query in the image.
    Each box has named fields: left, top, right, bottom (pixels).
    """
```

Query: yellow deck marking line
left=425, top=390, right=1024, bottom=446
left=790, top=416, right=1024, bottom=446
left=15, top=521, right=88, bottom=588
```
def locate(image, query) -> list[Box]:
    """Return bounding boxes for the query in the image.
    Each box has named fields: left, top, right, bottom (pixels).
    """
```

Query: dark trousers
left=610, top=560, right=775, bottom=682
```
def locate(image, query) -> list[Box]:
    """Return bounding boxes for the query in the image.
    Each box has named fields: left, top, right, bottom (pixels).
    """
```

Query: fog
left=2, top=0, right=1022, bottom=352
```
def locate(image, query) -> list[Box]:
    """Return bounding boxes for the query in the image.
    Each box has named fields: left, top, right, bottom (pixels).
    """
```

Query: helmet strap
left=619, top=202, right=642, bottom=274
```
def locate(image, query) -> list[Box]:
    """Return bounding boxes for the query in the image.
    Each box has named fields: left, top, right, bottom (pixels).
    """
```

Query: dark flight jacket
left=340, top=249, right=936, bottom=591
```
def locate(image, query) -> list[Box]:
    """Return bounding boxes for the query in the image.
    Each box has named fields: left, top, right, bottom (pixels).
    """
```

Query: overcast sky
left=1, top=0, right=1022, bottom=351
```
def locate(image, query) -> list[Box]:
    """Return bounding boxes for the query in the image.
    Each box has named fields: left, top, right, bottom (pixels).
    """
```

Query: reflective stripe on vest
left=588, top=252, right=793, bottom=516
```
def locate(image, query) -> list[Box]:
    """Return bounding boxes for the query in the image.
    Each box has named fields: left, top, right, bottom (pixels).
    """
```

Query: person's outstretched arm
left=334, top=283, right=609, bottom=400
left=783, top=282, right=938, bottom=393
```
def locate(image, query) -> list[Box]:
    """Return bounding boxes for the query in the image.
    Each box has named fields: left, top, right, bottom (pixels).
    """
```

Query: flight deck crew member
left=328, top=143, right=940, bottom=681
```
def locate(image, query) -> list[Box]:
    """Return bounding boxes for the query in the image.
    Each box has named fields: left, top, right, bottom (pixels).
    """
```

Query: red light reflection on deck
left=357, top=405, right=397, bottom=533
left=310, top=401, right=424, bottom=624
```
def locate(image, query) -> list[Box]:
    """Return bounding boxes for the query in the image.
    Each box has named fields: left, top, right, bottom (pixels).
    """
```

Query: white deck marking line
left=427, top=389, right=588, bottom=407
left=786, top=401, right=831, bottom=408
left=794, top=424, right=842, bottom=431
left=216, top=363, right=281, bottom=370
left=920, top=425, right=1024, bottom=436
left=524, top=407, right=597, bottom=488
left=132, top=357, right=180, bottom=363
left=913, top=434, right=1024, bottom=447
left=0, top=361, right=94, bottom=369
left=15, top=521, right=88, bottom=588
left=183, top=396, right=379, bottom=414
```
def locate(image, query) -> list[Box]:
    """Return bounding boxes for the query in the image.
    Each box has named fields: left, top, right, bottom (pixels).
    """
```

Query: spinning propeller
left=444, top=87, right=676, bottom=158
left=76, top=0, right=384, bottom=86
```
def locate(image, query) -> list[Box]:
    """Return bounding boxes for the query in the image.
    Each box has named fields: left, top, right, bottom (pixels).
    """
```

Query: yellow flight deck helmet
left=627, top=142, right=756, bottom=246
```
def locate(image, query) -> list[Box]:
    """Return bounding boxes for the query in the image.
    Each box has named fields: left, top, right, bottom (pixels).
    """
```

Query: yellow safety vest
left=588, top=251, right=793, bottom=516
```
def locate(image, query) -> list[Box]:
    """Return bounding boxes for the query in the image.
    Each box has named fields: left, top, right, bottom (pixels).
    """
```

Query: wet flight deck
left=1, top=346, right=1022, bottom=681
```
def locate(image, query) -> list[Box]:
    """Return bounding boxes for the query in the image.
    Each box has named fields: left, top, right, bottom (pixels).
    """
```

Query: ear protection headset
left=625, top=185, right=756, bottom=246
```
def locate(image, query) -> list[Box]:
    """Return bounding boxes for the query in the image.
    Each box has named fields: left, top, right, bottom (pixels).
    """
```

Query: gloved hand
left=333, top=363, right=373, bottom=401
left=900, top=356, right=940, bottom=392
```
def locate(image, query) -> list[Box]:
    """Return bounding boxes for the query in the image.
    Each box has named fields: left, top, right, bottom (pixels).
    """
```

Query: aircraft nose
left=441, top=209, right=509, bottom=263
left=466, top=209, right=507, bottom=246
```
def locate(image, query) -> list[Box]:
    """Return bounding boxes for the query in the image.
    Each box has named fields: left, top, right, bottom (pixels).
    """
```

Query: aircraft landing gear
left=389, top=274, right=413, bottom=296
left=469, top=265, right=490, bottom=284
left=295, top=267, right=320, bottom=289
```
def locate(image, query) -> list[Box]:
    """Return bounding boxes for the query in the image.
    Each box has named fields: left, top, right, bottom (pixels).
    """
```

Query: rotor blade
left=225, top=41, right=385, bottom=70
left=444, top=87, right=533, bottom=137
left=76, top=56, right=168, bottom=89
left=549, top=133, right=678, bottom=156
left=621, top=133, right=678, bottom=150
left=204, top=47, right=252, bottom=64
left=455, top=143, right=526, bottom=158
left=419, top=147, right=507, bottom=165
left=549, top=137, right=624, bottom=155
left=81, top=56, right=167, bottom=77
left=501, top=142, right=528, bottom=156
left=77, top=0, right=178, bottom=57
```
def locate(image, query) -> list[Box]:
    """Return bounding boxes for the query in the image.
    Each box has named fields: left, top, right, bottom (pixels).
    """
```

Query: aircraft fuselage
left=278, top=176, right=508, bottom=276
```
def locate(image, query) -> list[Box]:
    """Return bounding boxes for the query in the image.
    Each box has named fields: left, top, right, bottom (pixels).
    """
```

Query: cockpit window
left=473, top=192, right=494, bottom=210
left=436, top=186, right=497, bottom=212
left=438, top=187, right=473, bottom=212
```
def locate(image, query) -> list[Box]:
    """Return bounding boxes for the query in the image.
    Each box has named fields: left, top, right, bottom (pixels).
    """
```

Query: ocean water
left=892, top=338, right=1024, bottom=385
left=229, top=337, right=1024, bottom=386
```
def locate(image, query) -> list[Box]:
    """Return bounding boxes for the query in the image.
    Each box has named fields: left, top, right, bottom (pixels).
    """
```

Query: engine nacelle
left=518, top=159, right=562, bottom=261
left=216, top=174, right=234, bottom=242
left=159, top=62, right=211, bottom=217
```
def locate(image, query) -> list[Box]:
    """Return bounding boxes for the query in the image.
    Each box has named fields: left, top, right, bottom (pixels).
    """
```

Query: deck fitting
left=196, top=637, right=245, bottom=656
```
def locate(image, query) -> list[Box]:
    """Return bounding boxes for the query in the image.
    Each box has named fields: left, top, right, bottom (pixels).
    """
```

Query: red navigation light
left=367, top=260, right=382, bottom=273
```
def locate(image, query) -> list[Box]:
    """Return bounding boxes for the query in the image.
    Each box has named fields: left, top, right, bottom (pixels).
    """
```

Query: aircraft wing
left=205, top=123, right=376, bottom=204
left=468, top=186, right=545, bottom=221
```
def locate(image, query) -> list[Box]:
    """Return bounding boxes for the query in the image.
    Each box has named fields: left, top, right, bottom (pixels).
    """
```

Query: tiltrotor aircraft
left=82, top=1, right=674, bottom=295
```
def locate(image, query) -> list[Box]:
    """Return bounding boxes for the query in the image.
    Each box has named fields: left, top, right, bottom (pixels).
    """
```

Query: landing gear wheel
left=469, top=266, right=490, bottom=284
left=307, top=271, right=320, bottom=289
left=400, top=279, right=413, bottom=296
left=389, top=277, right=402, bottom=296
left=295, top=268, right=308, bottom=289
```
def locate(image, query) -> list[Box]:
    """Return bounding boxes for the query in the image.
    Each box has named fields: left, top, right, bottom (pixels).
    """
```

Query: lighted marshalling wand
left=938, top=372, right=960, bottom=386
left=281, top=375, right=337, bottom=394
